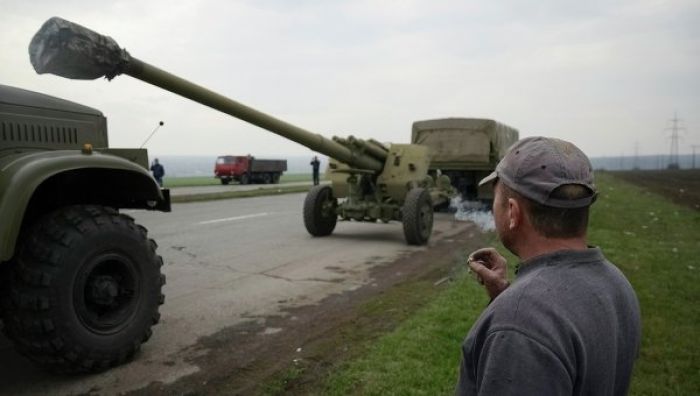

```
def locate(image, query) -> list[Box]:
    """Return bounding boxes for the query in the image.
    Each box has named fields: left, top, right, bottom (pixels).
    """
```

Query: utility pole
left=633, top=141, right=640, bottom=170
left=692, top=145, right=700, bottom=169
left=665, top=112, right=685, bottom=169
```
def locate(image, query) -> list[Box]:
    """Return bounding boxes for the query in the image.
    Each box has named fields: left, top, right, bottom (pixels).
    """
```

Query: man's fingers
left=469, top=260, right=491, bottom=278
left=467, top=250, right=510, bottom=300
left=468, top=260, right=484, bottom=284
left=470, top=247, right=498, bottom=262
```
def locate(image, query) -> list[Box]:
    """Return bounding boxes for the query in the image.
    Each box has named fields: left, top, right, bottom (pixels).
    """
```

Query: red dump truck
left=214, top=155, right=287, bottom=185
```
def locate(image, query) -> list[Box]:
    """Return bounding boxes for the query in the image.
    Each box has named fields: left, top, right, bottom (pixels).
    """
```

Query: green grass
left=163, top=173, right=317, bottom=188
left=263, top=365, right=306, bottom=395
left=589, top=173, right=700, bottom=394
left=322, top=272, right=488, bottom=395
left=170, top=185, right=312, bottom=203
left=319, top=172, right=700, bottom=395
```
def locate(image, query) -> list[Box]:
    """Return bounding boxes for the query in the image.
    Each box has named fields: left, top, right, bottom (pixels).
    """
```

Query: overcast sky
left=2, top=0, right=698, bottom=158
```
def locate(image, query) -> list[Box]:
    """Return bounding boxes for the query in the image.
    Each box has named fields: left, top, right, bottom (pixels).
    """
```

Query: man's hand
left=468, top=248, right=510, bottom=300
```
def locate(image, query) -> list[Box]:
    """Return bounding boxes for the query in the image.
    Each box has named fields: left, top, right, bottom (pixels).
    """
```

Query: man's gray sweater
left=456, top=248, right=641, bottom=395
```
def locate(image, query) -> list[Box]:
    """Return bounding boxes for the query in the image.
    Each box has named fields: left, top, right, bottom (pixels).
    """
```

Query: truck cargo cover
left=412, top=118, right=519, bottom=166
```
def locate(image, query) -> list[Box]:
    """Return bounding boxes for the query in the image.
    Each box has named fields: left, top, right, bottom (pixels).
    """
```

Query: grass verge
left=164, top=174, right=317, bottom=188
left=263, top=255, right=488, bottom=396
left=269, top=172, right=699, bottom=394
left=170, top=185, right=311, bottom=203
left=591, top=173, right=699, bottom=394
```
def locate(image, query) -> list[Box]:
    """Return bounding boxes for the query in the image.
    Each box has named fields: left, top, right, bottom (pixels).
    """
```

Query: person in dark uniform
left=310, top=155, right=320, bottom=185
left=150, top=158, right=165, bottom=187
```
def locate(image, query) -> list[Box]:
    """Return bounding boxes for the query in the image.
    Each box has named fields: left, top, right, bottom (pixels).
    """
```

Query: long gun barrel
left=29, top=17, right=384, bottom=171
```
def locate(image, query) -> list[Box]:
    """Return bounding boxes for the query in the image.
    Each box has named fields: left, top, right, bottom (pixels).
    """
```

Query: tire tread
left=402, top=188, right=433, bottom=245
left=303, top=185, right=338, bottom=236
left=0, top=205, right=165, bottom=373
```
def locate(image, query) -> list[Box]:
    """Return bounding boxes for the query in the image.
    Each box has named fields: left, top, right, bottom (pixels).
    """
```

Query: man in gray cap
left=455, top=137, right=641, bottom=395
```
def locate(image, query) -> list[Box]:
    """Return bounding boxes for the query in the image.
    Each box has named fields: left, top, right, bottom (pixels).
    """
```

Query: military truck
left=0, top=84, right=170, bottom=373
left=214, top=155, right=287, bottom=184
left=412, top=118, right=519, bottom=201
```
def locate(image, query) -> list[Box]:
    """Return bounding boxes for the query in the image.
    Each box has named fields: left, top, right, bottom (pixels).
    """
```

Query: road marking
left=198, top=212, right=270, bottom=225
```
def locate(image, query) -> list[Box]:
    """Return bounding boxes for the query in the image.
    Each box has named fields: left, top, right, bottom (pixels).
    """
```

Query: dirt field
left=607, top=169, right=700, bottom=211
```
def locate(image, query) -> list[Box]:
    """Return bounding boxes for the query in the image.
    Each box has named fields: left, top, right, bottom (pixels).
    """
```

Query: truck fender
left=0, top=150, right=164, bottom=262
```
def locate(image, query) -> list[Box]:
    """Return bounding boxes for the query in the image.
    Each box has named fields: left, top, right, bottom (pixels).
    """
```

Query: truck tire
left=303, top=185, right=338, bottom=237
left=262, top=173, right=271, bottom=184
left=1, top=205, right=165, bottom=373
left=0, top=264, right=10, bottom=323
left=402, top=188, right=433, bottom=245
left=220, top=178, right=230, bottom=185
left=240, top=174, right=249, bottom=185
left=272, top=173, right=280, bottom=184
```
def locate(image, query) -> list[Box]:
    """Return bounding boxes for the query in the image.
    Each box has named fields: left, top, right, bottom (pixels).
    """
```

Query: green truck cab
left=0, top=84, right=170, bottom=373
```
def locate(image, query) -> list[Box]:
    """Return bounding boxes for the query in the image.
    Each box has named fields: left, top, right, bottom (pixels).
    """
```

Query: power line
left=664, top=112, right=685, bottom=169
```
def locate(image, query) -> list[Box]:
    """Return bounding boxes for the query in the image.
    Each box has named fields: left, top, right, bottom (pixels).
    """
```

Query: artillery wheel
left=240, top=174, right=249, bottom=185
left=303, top=185, right=338, bottom=237
left=1, top=205, right=165, bottom=373
left=402, top=188, right=433, bottom=245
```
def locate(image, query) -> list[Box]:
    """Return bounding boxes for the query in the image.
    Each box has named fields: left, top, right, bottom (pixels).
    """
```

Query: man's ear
left=507, top=198, right=521, bottom=230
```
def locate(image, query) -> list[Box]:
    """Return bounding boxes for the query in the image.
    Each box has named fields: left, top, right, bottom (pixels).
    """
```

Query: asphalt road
left=0, top=193, right=472, bottom=395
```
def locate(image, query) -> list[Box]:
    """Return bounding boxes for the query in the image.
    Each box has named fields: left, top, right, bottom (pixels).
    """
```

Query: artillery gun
left=30, top=17, right=451, bottom=245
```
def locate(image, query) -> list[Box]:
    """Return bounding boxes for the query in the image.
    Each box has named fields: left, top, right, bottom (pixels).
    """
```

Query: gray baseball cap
left=479, top=136, right=597, bottom=208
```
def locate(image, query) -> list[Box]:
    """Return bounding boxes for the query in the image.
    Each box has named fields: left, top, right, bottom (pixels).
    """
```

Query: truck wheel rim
left=74, top=252, right=140, bottom=335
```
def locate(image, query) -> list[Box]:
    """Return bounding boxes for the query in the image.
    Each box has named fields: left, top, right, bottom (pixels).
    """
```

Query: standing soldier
left=150, top=158, right=165, bottom=187
left=310, top=155, right=320, bottom=185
